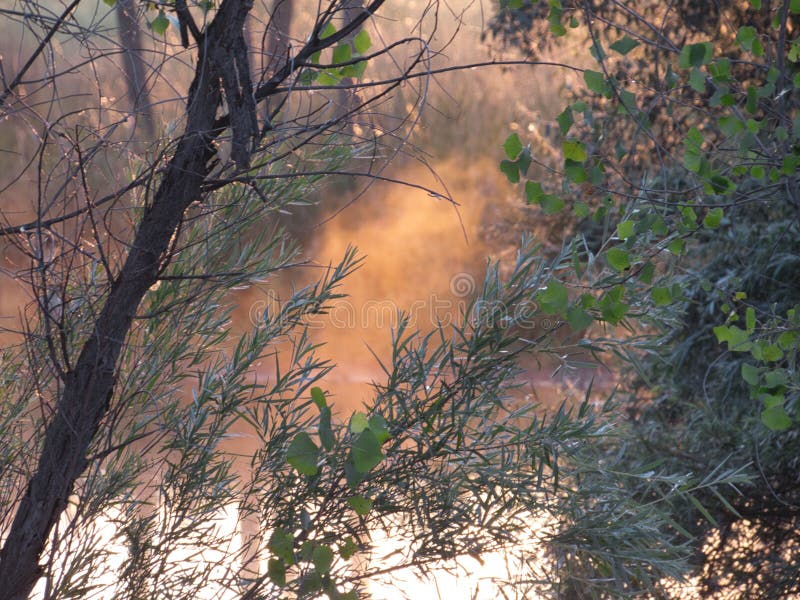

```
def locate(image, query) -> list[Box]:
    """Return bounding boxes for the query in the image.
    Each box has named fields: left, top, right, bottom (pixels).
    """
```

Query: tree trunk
left=116, top=0, right=155, bottom=138
left=0, top=0, right=250, bottom=595
left=265, top=0, right=294, bottom=74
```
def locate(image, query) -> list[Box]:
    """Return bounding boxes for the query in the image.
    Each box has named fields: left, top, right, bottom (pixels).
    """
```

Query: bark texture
left=0, top=0, right=251, bottom=595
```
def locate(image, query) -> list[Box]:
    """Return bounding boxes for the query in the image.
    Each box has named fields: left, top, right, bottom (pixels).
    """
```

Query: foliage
left=490, top=0, right=800, bottom=596
left=0, top=0, right=755, bottom=599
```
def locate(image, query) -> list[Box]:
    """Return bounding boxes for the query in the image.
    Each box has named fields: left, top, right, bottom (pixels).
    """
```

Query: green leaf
left=584, top=70, right=611, bottom=96
left=741, top=363, right=760, bottom=385
left=564, top=160, right=588, bottom=183
left=778, top=330, right=798, bottom=350
left=500, top=160, right=520, bottom=183
left=687, top=493, right=718, bottom=526
left=703, top=207, right=724, bottom=228
left=639, top=261, right=655, bottom=284
left=617, top=220, right=635, bottom=240
left=749, top=0, right=761, bottom=7
left=368, top=413, right=391, bottom=443
left=540, top=195, right=565, bottom=214
left=599, top=289, right=629, bottom=324
left=320, top=22, right=337, bottom=39
left=298, top=69, right=318, bottom=85
left=269, top=528, right=295, bottom=564
left=689, top=68, right=706, bottom=93
left=618, top=89, right=637, bottom=112
left=562, top=140, right=587, bottom=162
left=580, top=293, right=596, bottom=309
left=761, top=405, right=792, bottom=430
left=538, top=281, right=568, bottom=314
left=746, top=86, right=758, bottom=113
left=102, top=0, right=116, bottom=6
left=268, top=558, right=286, bottom=586
left=517, top=148, right=532, bottom=176
left=574, top=201, right=589, bottom=218
left=311, top=387, right=327, bottom=409
left=651, top=287, right=672, bottom=306
left=606, top=247, right=631, bottom=272
left=299, top=541, right=314, bottom=561
left=713, top=325, right=751, bottom=351
left=761, top=344, right=784, bottom=362
left=339, top=537, right=359, bottom=559
left=319, top=406, right=334, bottom=451
left=503, top=133, right=523, bottom=159
left=590, top=39, right=606, bottom=62
left=312, top=545, right=334, bottom=574
left=746, top=306, right=756, bottom=333
left=350, top=412, right=369, bottom=433
left=333, top=44, right=352, bottom=64
left=354, top=29, right=371, bottom=54
left=149, top=11, right=170, bottom=35
left=344, top=462, right=365, bottom=489
left=525, top=181, right=544, bottom=204
left=347, top=495, right=373, bottom=516
left=679, top=42, right=713, bottom=68
left=667, top=239, right=685, bottom=255
left=764, top=369, right=788, bottom=388
left=317, top=70, right=341, bottom=86
left=287, top=432, right=320, bottom=476
left=610, top=35, right=640, bottom=55
left=792, top=0, right=800, bottom=13
left=683, top=127, right=704, bottom=172
left=736, top=26, right=760, bottom=53
left=566, top=306, right=593, bottom=331
left=352, top=429, right=384, bottom=473
left=557, top=107, right=574, bottom=135
left=341, top=60, right=367, bottom=79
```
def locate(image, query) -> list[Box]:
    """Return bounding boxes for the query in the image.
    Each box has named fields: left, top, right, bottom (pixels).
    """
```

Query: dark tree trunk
left=0, top=0, right=250, bottom=595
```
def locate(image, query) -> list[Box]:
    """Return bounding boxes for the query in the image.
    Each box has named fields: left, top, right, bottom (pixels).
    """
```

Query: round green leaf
left=150, top=11, right=170, bottom=35
left=761, top=405, right=792, bottom=430
left=312, top=544, right=334, bottom=574
left=617, top=220, right=635, bottom=240
left=606, top=247, right=631, bottom=272
left=268, top=558, right=286, bottom=586
left=351, top=429, right=383, bottom=473
left=287, top=432, right=320, bottom=476
left=354, top=29, right=371, bottom=54
left=347, top=495, right=373, bottom=516
left=350, top=412, right=369, bottom=433
left=538, top=281, right=568, bottom=314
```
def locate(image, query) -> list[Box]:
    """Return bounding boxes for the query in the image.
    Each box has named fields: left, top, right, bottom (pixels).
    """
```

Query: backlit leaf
left=354, top=29, right=371, bottom=53
left=503, top=133, right=523, bottom=159
left=610, top=36, right=640, bottom=55
left=347, top=495, right=373, bottom=516
left=287, top=433, right=320, bottom=476
left=352, top=429, right=383, bottom=473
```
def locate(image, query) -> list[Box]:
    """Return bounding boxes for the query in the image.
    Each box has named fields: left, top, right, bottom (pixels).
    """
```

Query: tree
left=115, top=0, right=155, bottom=138
left=0, top=0, right=745, bottom=598
left=489, top=0, right=800, bottom=596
